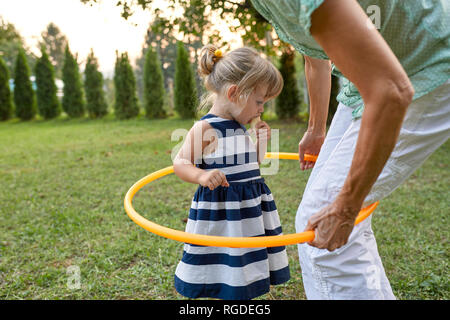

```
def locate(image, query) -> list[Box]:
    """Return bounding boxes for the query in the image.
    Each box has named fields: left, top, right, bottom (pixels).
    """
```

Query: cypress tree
left=35, top=46, right=60, bottom=119
left=113, top=52, right=139, bottom=119
left=62, top=45, right=85, bottom=118
left=84, top=50, right=108, bottom=118
left=0, top=56, right=13, bottom=121
left=174, top=41, right=197, bottom=119
left=143, top=46, right=166, bottom=119
left=14, top=48, right=37, bottom=120
left=276, top=48, right=300, bottom=120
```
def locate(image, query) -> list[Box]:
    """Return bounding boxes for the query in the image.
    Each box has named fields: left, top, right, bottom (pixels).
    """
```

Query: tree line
left=0, top=39, right=309, bottom=122
left=0, top=45, right=108, bottom=120
left=1, top=0, right=340, bottom=122
left=82, top=0, right=339, bottom=122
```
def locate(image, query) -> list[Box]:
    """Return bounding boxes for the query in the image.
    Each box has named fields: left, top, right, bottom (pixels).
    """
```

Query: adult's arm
left=298, top=56, right=331, bottom=170
left=304, top=0, right=415, bottom=251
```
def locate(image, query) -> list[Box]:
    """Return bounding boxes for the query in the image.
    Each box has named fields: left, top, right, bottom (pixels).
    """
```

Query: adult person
left=250, top=0, right=449, bottom=299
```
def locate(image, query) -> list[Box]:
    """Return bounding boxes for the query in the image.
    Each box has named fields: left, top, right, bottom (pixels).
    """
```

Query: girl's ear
left=226, top=85, right=239, bottom=103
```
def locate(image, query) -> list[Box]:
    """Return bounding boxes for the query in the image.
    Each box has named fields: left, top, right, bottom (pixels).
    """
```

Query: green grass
left=0, top=115, right=448, bottom=299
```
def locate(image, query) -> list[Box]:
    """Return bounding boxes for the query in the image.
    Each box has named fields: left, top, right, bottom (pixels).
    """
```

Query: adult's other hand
left=298, top=130, right=325, bottom=170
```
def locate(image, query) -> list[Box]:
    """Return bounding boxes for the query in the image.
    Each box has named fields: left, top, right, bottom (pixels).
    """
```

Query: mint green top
left=251, top=0, right=450, bottom=119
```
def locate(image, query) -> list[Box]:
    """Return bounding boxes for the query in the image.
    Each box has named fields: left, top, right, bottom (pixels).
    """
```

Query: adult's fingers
left=306, top=225, right=322, bottom=248
left=304, top=211, right=321, bottom=232
left=298, top=143, right=306, bottom=170
left=304, top=210, right=324, bottom=247
left=307, top=224, right=332, bottom=250
left=306, top=160, right=315, bottom=170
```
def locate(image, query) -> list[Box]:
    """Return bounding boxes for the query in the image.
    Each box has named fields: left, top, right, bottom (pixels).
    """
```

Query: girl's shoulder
left=175, top=119, right=216, bottom=165
left=188, top=118, right=214, bottom=136
left=200, top=113, right=247, bottom=135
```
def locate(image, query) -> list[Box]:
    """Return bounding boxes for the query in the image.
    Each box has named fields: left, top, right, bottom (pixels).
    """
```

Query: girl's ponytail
left=197, top=45, right=283, bottom=112
left=198, top=44, right=222, bottom=77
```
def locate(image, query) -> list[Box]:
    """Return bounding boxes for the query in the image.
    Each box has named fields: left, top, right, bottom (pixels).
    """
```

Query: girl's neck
left=209, top=101, right=235, bottom=121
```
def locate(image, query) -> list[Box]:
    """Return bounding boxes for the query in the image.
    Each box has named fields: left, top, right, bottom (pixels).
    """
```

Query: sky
left=0, top=0, right=242, bottom=77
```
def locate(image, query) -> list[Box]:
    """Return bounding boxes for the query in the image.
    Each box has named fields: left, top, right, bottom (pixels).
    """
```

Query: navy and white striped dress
left=174, top=113, right=290, bottom=300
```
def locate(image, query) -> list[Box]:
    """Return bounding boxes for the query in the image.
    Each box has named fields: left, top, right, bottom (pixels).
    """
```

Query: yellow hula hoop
left=124, top=152, right=379, bottom=248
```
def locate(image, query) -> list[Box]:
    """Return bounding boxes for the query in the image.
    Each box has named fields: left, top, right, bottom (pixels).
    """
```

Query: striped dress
left=174, top=113, right=290, bottom=300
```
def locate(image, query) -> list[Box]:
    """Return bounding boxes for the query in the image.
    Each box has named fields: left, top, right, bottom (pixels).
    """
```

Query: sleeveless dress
left=174, top=113, right=290, bottom=300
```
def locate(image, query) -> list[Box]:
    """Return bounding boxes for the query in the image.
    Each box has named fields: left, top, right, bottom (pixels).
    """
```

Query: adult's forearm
left=304, top=56, right=331, bottom=133
left=296, top=0, right=416, bottom=250
left=337, top=88, right=412, bottom=213
left=309, top=0, right=415, bottom=214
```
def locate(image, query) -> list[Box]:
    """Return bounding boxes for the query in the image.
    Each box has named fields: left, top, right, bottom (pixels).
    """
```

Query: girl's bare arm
left=173, top=121, right=228, bottom=189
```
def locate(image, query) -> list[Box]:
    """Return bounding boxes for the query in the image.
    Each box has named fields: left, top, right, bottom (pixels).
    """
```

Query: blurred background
left=0, top=0, right=340, bottom=122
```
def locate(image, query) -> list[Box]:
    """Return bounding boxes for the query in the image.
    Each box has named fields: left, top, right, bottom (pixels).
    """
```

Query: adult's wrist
left=306, top=125, right=326, bottom=135
left=334, top=190, right=364, bottom=220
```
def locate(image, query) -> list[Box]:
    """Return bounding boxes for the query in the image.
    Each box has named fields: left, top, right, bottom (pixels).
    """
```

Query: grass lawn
left=0, top=115, right=448, bottom=300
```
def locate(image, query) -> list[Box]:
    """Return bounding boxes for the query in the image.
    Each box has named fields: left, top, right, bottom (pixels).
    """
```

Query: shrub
left=143, top=46, right=166, bottom=119
left=13, top=48, right=37, bottom=120
left=113, top=52, right=140, bottom=119
left=0, top=56, right=13, bottom=121
left=62, top=45, right=85, bottom=118
left=276, top=48, right=300, bottom=120
left=35, top=46, right=60, bottom=119
left=174, top=42, right=197, bottom=119
left=84, top=50, right=108, bottom=118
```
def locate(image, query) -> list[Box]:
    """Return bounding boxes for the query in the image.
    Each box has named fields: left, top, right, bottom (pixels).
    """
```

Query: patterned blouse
left=251, top=0, right=450, bottom=119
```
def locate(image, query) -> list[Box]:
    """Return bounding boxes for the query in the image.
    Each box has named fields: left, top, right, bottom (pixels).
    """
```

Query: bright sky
left=0, top=0, right=242, bottom=77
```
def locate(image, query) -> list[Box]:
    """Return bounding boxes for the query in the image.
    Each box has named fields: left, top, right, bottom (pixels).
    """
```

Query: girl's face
left=229, top=85, right=268, bottom=125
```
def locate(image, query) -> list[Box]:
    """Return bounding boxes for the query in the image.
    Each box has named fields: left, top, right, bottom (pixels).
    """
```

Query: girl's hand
left=298, top=130, right=325, bottom=171
left=254, top=121, right=271, bottom=141
left=198, top=169, right=230, bottom=190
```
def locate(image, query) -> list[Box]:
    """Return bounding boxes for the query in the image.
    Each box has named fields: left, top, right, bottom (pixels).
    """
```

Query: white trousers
left=296, top=80, right=450, bottom=299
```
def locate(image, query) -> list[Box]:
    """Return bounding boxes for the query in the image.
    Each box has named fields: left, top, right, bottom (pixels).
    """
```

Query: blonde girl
left=173, top=45, right=289, bottom=300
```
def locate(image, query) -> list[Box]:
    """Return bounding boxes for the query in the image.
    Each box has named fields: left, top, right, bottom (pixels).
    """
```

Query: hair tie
left=214, top=49, right=222, bottom=58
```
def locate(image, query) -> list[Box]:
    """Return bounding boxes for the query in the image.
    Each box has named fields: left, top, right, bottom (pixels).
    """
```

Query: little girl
left=172, top=45, right=290, bottom=300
